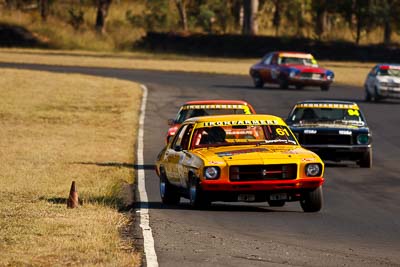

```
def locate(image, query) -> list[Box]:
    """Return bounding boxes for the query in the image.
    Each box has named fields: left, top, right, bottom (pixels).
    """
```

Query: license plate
left=269, top=193, right=288, bottom=201
left=238, top=194, right=255, bottom=202
left=312, top=74, right=321, bottom=80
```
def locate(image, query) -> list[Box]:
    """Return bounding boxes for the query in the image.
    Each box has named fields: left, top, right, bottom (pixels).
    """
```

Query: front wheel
left=160, top=172, right=180, bottom=205
left=365, top=86, right=371, bottom=101
left=358, top=148, right=372, bottom=168
left=300, top=186, right=323, bottom=212
left=252, top=73, right=264, bottom=88
left=188, top=176, right=210, bottom=209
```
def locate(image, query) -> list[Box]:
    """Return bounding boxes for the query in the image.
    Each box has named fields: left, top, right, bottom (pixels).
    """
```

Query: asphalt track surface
left=2, top=62, right=400, bottom=266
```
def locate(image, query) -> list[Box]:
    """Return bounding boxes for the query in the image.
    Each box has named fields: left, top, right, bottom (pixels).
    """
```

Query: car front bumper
left=303, top=144, right=371, bottom=161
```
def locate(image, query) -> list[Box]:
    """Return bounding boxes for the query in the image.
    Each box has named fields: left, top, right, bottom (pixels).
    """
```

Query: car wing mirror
left=167, top=119, right=175, bottom=126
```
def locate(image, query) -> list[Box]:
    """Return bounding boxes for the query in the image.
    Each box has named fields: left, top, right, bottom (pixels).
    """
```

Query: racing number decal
left=276, top=128, right=290, bottom=136
left=347, top=109, right=360, bottom=116
left=243, top=106, right=251, bottom=114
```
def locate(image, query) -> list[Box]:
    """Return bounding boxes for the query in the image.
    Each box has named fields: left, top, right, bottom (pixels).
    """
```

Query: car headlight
left=357, top=134, right=369, bottom=145
left=326, top=71, right=334, bottom=80
left=204, top=167, right=220, bottom=179
left=305, top=163, right=322, bottom=177
left=289, top=70, right=299, bottom=78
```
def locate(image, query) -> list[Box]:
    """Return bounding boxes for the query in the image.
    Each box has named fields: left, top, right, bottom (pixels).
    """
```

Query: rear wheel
left=252, top=73, right=264, bottom=88
left=160, top=171, right=180, bottom=205
left=320, top=85, right=330, bottom=91
left=188, top=176, right=210, bottom=209
left=300, top=186, right=323, bottom=212
left=358, top=148, right=372, bottom=168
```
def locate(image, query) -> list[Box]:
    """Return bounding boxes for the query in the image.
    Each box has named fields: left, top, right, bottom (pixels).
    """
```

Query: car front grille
left=302, top=134, right=352, bottom=145
left=299, top=72, right=324, bottom=79
left=229, top=164, right=297, bottom=181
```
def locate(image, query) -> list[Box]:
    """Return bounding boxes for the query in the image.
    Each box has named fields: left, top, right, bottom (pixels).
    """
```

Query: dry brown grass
left=0, top=48, right=375, bottom=87
left=0, top=69, right=142, bottom=266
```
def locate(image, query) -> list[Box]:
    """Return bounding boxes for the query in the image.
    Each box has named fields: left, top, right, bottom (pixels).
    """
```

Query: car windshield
left=278, top=56, right=316, bottom=66
left=176, top=108, right=249, bottom=124
left=192, top=124, right=297, bottom=149
left=289, top=107, right=365, bottom=125
left=377, top=68, right=400, bottom=77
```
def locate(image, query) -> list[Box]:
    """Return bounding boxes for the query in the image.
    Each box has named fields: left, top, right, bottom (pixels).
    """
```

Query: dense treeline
left=1, top=0, right=400, bottom=48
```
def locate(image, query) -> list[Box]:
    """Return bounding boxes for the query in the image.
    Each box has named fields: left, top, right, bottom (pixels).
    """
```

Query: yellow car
left=155, top=114, right=325, bottom=212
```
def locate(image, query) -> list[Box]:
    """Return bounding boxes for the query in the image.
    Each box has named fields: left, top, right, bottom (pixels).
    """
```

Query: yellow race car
left=155, top=114, right=325, bottom=212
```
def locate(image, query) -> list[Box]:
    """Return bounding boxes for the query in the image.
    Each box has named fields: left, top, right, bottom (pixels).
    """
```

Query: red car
left=249, top=51, right=334, bottom=91
left=166, top=100, right=256, bottom=143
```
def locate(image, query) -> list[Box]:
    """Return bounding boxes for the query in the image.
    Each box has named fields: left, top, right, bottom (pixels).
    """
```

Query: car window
left=262, top=54, right=273, bottom=65
left=175, top=108, right=250, bottom=123
left=192, top=124, right=297, bottom=148
left=289, top=108, right=365, bottom=125
left=171, top=124, right=188, bottom=150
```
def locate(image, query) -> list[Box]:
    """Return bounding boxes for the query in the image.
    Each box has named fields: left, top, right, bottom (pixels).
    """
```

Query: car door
left=259, top=53, right=274, bottom=82
left=166, top=124, right=194, bottom=187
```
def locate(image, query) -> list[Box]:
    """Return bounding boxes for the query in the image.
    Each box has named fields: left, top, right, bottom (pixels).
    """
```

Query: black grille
left=303, top=134, right=352, bottom=145
left=230, top=164, right=297, bottom=181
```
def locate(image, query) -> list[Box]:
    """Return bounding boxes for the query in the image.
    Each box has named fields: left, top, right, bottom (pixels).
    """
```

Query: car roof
left=294, top=100, right=359, bottom=109
left=377, top=64, right=400, bottom=70
left=184, top=114, right=285, bottom=125
left=184, top=100, right=251, bottom=105
left=274, top=51, right=313, bottom=58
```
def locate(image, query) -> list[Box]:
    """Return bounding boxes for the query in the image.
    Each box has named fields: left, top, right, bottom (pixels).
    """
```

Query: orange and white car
left=166, top=100, right=256, bottom=143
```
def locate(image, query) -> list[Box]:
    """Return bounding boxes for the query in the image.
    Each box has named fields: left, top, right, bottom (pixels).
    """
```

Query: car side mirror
left=167, top=119, right=175, bottom=126
left=174, top=145, right=183, bottom=152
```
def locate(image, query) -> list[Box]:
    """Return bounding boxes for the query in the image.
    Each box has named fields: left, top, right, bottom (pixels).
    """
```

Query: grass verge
left=0, top=48, right=375, bottom=87
left=0, top=69, right=142, bottom=266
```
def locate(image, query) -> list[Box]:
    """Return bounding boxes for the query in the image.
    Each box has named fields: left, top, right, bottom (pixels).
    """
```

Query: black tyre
left=373, top=87, right=381, bottom=102
left=358, top=148, right=372, bottom=168
left=320, top=85, right=330, bottom=91
left=188, top=176, right=210, bottom=209
left=365, top=87, right=371, bottom=102
left=268, top=200, right=286, bottom=207
left=300, top=186, right=323, bottom=212
left=159, top=171, right=180, bottom=205
left=252, top=73, right=264, bottom=88
left=278, top=76, right=289, bottom=89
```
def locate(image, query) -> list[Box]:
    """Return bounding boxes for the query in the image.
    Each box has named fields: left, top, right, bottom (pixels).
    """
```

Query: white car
left=364, top=64, right=400, bottom=101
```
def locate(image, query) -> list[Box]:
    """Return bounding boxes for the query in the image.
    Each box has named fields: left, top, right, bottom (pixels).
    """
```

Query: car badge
left=262, top=169, right=268, bottom=176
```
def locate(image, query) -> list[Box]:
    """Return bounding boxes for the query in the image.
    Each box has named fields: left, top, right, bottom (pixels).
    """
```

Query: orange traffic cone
left=67, top=181, right=79, bottom=208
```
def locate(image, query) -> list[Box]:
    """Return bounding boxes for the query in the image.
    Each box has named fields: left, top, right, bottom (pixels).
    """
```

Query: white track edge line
left=137, top=85, right=158, bottom=267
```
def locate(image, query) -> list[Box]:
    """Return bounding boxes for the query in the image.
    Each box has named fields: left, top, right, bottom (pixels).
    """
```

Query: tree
left=38, top=0, right=49, bottom=21
left=242, top=0, right=258, bottom=35
left=175, top=0, right=188, bottom=31
left=271, top=0, right=284, bottom=36
left=95, top=0, right=112, bottom=34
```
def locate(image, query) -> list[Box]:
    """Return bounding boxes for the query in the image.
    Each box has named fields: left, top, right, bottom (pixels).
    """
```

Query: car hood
left=376, top=76, right=400, bottom=83
left=290, top=122, right=367, bottom=130
left=194, top=145, right=319, bottom=165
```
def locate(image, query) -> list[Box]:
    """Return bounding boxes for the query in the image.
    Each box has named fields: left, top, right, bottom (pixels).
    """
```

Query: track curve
left=1, top=62, right=400, bottom=266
